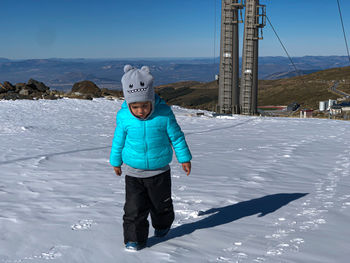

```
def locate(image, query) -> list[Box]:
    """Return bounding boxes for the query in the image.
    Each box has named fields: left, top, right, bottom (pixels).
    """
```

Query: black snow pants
left=123, top=169, right=174, bottom=244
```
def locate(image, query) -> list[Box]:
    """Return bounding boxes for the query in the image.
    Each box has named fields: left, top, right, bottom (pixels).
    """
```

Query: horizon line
left=1, top=55, right=350, bottom=61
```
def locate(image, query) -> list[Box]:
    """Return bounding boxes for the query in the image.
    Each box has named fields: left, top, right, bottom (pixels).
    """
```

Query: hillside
left=155, top=66, right=350, bottom=111
left=155, top=81, right=218, bottom=111
left=259, top=66, right=350, bottom=109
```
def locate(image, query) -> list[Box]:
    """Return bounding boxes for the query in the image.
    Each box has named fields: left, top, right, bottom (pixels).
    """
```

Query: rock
left=101, top=88, right=109, bottom=95
left=0, top=86, right=6, bottom=94
left=0, top=79, right=64, bottom=101
left=27, top=79, right=50, bottom=92
left=71, top=81, right=101, bottom=97
left=30, top=91, right=42, bottom=98
left=82, top=94, right=93, bottom=100
left=0, top=92, right=19, bottom=100
left=101, top=88, right=123, bottom=97
left=18, top=94, right=33, bottom=100
left=65, top=92, right=93, bottom=100
left=0, top=81, right=15, bottom=92
left=0, top=79, right=61, bottom=100
left=19, top=89, right=29, bottom=96
left=49, top=90, right=64, bottom=98
left=15, top=83, right=26, bottom=92
left=42, top=94, right=58, bottom=100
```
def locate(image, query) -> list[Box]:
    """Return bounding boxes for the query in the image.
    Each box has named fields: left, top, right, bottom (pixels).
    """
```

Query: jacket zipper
left=144, top=121, right=149, bottom=168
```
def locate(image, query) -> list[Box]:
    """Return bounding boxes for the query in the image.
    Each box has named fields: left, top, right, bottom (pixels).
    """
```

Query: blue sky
left=0, top=0, right=349, bottom=59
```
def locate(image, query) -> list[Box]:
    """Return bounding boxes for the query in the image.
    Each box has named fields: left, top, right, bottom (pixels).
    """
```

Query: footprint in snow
left=2, top=245, right=70, bottom=262
left=71, top=219, right=95, bottom=230
left=39, top=245, right=69, bottom=260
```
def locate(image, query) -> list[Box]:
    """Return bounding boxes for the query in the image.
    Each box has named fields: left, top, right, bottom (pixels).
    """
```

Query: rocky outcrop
left=0, top=79, right=63, bottom=100
left=64, top=93, right=93, bottom=100
left=27, top=79, right=50, bottom=93
left=66, top=81, right=124, bottom=100
left=71, top=81, right=102, bottom=97
left=0, top=81, right=16, bottom=93
left=0, top=79, right=122, bottom=101
left=101, top=88, right=123, bottom=98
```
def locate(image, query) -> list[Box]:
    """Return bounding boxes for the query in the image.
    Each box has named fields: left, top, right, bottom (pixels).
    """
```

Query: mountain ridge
left=1, top=56, right=349, bottom=91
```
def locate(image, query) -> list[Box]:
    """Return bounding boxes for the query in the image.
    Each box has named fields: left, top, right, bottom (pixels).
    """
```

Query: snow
left=0, top=98, right=350, bottom=262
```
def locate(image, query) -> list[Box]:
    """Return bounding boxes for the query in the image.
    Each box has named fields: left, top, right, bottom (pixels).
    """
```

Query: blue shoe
left=154, top=227, right=170, bottom=237
left=125, top=241, right=147, bottom=251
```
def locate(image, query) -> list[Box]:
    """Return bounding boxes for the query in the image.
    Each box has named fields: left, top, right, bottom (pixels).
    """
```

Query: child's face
left=129, top=101, right=152, bottom=119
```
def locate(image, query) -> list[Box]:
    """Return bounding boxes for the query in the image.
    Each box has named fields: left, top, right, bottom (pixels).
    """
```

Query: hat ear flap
left=141, top=66, right=150, bottom=73
left=124, top=65, right=133, bottom=73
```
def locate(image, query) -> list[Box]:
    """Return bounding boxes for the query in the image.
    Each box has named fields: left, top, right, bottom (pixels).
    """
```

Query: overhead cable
left=266, top=16, right=301, bottom=77
left=213, top=0, right=217, bottom=67
left=336, top=0, right=350, bottom=64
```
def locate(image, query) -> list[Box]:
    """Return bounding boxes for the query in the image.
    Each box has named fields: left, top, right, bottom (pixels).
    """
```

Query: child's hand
left=182, top=162, right=191, bottom=176
left=113, top=166, right=122, bottom=176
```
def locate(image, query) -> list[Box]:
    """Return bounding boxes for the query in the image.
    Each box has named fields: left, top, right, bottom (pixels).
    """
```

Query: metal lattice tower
left=240, top=0, right=266, bottom=115
left=218, top=0, right=243, bottom=114
left=218, top=0, right=266, bottom=115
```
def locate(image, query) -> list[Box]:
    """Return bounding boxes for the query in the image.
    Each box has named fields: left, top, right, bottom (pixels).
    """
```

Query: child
left=110, top=65, right=192, bottom=251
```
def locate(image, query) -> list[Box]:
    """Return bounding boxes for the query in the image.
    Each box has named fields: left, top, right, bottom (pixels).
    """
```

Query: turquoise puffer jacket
left=110, top=95, right=192, bottom=170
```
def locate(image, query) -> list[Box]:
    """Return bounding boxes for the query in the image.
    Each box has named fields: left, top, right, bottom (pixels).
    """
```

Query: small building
left=330, top=105, right=342, bottom=115
left=300, top=109, right=313, bottom=118
left=319, top=99, right=340, bottom=111
left=328, top=99, right=337, bottom=110
left=319, top=101, right=328, bottom=111
left=287, top=102, right=300, bottom=112
left=337, top=101, right=350, bottom=108
left=329, top=102, right=350, bottom=116
left=342, top=106, right=350, bottom=112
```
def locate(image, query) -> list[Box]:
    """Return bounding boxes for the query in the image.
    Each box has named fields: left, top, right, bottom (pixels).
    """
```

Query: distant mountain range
left=0, top=56, right=349, bottom=91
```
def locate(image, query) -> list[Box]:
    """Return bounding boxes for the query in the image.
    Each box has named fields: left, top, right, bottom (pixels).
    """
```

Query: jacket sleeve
left=166, top=108, right=192, bottom=163
left=110, top=112, right=126, bottom=167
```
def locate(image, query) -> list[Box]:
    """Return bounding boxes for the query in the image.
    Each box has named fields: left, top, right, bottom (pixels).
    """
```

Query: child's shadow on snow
left=148, top=193, right=308, bottom=247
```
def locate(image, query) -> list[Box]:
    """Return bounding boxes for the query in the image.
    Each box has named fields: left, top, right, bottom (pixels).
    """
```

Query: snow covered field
left=0, top=98, right=350, bottom=263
